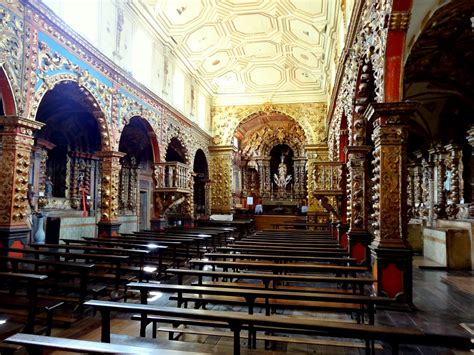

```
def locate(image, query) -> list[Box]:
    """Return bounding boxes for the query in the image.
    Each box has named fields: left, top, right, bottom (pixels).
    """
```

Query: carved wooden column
left=0, top=116, right=44, bottom=251
left=466, top=126, right=474, bottom=203
left=366, top=102, right=415, bottom=310
left=209, top=146, right=234, bottom=214
left=96, top=151, right=125, bottom=237
left=345, top=145, right=371, bottom=265
left=262, top=158, right=271, bottom=198
left=305, top=144, right=330, bottom=224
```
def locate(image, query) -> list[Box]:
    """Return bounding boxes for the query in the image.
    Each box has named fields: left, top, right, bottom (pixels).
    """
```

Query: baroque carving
left=212, top=103, right=326, bottom=147
left=0, top=4, right=24, bottom=115
left=328, top=0, right=392, bottom=159
left=98, top=151, right=124, bottom=222
left=0, top=117, right=43, bottom=226
left=209, top=147, right=233, bottom=213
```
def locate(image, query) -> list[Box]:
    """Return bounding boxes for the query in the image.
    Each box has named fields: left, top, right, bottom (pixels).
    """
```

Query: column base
left=337, top=223, right=349, bottom=249
left=150, top=218, right=167, bottom=231
left=370, top=245, right=415, bottom=311
left=0, top=225, right=30, bottom=250
left=348, top=230, right=372, bottom=267
left=97, top=220, right=121, bottom=238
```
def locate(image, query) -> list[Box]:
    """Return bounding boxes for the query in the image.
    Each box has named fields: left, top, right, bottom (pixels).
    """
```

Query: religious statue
left=45, top=176, right=53, bottom=198
left=273, top=153, right=292, bottom=192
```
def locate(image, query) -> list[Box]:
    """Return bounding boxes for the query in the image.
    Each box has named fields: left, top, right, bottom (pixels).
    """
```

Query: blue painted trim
left=36, top=32, right=112, bottom=90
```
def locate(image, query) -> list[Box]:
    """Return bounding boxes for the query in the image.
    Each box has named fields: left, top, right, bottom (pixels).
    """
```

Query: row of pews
left=1, top=220, right=473, bottom=354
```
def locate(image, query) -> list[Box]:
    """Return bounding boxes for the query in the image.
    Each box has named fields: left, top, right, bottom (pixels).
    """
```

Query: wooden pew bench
left=204, top=252, right=357, bottom=265
left=7, top=248, right=132, bottom=294
left=0, top=272, right=63, bottom=335
left=167, top=268, right=375, bottom=294
left=188, top=259, right=368, bottom=277
left=127, top=282, right=391, bottom=324
left=4, top=333, right=202, bottom=354
left=216, top=246, right=350, bottom=257
left=0, top=256, right=102, bottom=314
left=85, top=300, right=474, bottom=355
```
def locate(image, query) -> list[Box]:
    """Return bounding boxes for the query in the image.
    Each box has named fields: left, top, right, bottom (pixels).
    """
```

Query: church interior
left=0, top=0, right=473, bottom=353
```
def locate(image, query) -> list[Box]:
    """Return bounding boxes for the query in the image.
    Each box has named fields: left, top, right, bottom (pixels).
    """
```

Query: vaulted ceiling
left=135, top=0, right=340, bottom=106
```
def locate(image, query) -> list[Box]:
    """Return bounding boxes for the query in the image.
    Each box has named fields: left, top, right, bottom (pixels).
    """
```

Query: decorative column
left=262, top=158, right=270, bottom=198
left=345, top=145, right=371, bottom=265
left=150, top=163, right=166, bottom=231
left=209, top=146, right=234, bottom=214
left=96, top=151, right=125, bottom=237
left=366, top=102, right=415, bottom=310
left=466, top=126, right=474, bottom=205
left=0, top=116, right=44, bottom=251
left=305, top=144, right=329, bottom=224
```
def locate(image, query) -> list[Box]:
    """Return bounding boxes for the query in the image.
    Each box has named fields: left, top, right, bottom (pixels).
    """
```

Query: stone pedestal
left=97, top=220, right=121, bottom=238
left=337, top=223, right=349, bottom=249
left=370, top=245, right=413, bottom=309
left=348, top=230, right=372, bottom=267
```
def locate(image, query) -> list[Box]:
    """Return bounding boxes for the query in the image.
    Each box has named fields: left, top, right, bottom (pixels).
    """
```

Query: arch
left=235, top=111, right=307, bottom=159
left=30, top=76, right=111, bottom=150
left=165, top=136, right=188, bottom=164
left=119, top=115, right=160, bottom=164
left=34, top=81, right=103, bottom=205
left=193, top=148, right=209, bottom=216
left=0, top=66, right=16, bottom=115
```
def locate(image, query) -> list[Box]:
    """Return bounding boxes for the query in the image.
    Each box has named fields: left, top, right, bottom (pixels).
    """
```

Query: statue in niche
left=45, top=176, right=53, bottom=198
left=273, top=153, right=292, bottom=192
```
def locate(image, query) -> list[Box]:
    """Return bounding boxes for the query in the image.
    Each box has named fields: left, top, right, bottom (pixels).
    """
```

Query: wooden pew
left=188, top=259, right=367, bottom=277
left=7, top=248, right=130, bottom=293
left=127, top=282, right=391, bottom=323
left=84, top=300, right=474, bottom=355
left=61, top=238, right=170, bottom=270
left=122, top=233, right=209, bottom=256
left=203, top=252, right=357, bottom=265
left=30, top=243, right=155, bottom=282
left=0, top=256, right=97, bottom=313
left=216, top=246, right=350, bottom=257
left=236, top=240, right=340, bottom=248
left=0, top=272, right=63, bottom=335
left=83, top=236, right=186, bottom=266
left=234, top=241, right=344, bottom=251
left=4, top=333, right=202, bottom=354
left=167, top=268, right=375, bottom=294
left=133, top=231, right=217, bottom=250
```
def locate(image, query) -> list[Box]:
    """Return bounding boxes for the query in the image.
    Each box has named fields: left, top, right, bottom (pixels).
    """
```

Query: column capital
left=345, top=145, right=371, bottom=155
left=364, top=102, right=416, bottom=126
left=95, top=150, right=126, bottom=160
left=0, top=116, right=45, bottom=131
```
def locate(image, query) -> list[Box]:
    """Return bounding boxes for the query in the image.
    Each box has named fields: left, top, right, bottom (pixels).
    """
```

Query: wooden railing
left=154, top=162, right=191, bottom=193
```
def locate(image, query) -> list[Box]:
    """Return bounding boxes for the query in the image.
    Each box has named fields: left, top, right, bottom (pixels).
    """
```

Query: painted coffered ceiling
left=133, top=0, right=340, bottom=106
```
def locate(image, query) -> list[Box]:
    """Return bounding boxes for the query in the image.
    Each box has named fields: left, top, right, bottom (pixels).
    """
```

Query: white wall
left=41, top=0, right=212, bottom=134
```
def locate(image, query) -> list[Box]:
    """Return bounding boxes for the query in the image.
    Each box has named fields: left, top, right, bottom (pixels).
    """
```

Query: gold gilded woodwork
left=209, top=146, right=234, bottom=213
left=346, top=146, right=371, bottom=232
left=0, top=116, right=44, bottom=226
left=0, top=5, right=24, bottom=115
left=305, top=144, right=329, bottom=213
left=328, top=0, right=392, bottom=159
left=97, top=151, right=125, bottom=222
left=242, top=121, right=307, bottom=158
left=389, top=12, right=411, bottom=32
left=212, top=102, right=326, bottom=147
left=30, top=41, right=113, bottom=149
left=366, top=102, right=414, bottom=248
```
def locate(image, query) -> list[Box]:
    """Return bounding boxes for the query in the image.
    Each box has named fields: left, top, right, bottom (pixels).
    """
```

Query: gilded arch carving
left=212, top=102, right=326, bottom=147
left=29, top=41, right=114, bottom=149
left=0, top=4, right=24, bottom=115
